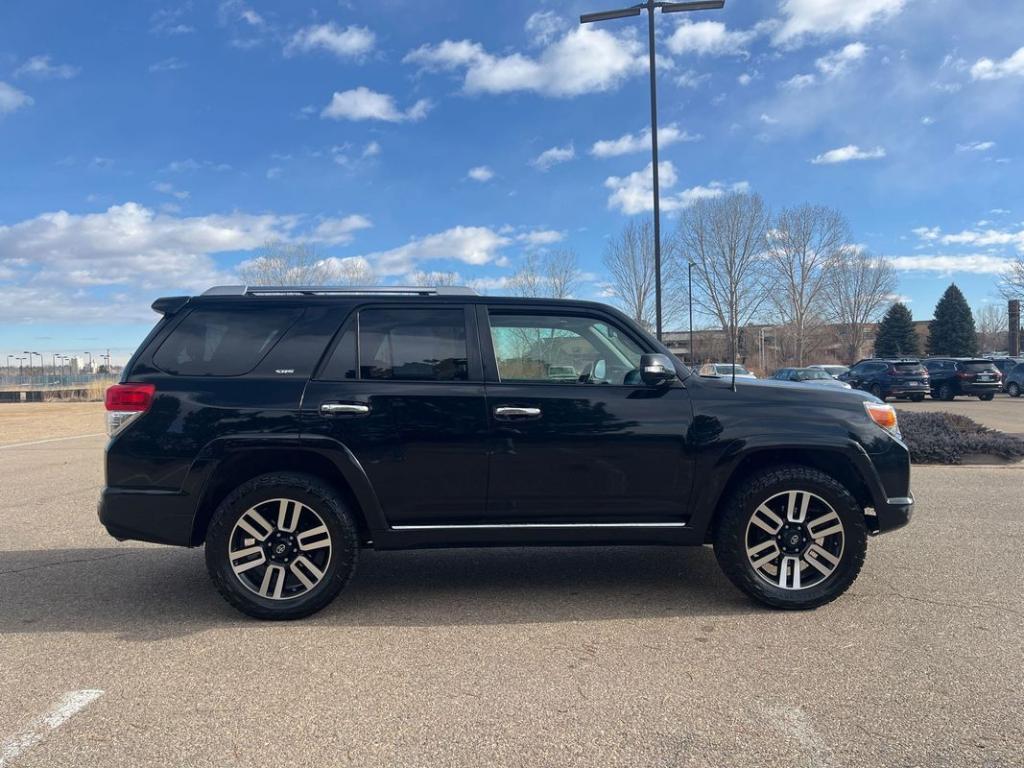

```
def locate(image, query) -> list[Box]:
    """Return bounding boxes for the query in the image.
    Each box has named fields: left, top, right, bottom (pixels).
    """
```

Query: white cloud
left=956, top=140, right=995, bottom=152
left=321, top=87, right=431, bottom=122
left=590, top=124, right=700, bottom=157
left=152, top=181, right=189, bottom=200
left=467, top=165, right=494, bottom=182
left=760, top=113, right=779, bottom=125
left=890, top=254, right=1013, bottom=275
left=362, top=141, right=381, bottom=158
left=150, top=7, right=194, bottom=36
left=815, top=42, right=868, bottom=78
left=912, top=224, right=1024, bottom=252
left=516, top=229, right=564, bottom=246
left=810, top=144, right=886, bottom=164
left=404, top=26, right=646, bottom=98
left=738, top=73, right=753, bottom=86
left=676, top=70, right=711, bottom=88
left=531, top=143, right=575, bottom=170
left=14, top=55, right=80, bottom=80
left=921, top=116, right=935, bottom=125
left=773, top=0, right=906, bottom=47
left=781, top=73, right=816, bottom=89
left=0, top=82, right=33, bottom=115
left=666, top=20, right=756, bottom=56
left=285, top=23, right=375, bottom=59
left=338, top=226, right=512, bottom=277
left=310, top=214, right=373, bottom=245
left=149, top=57, right=187, bottom=72
left=604, top=161, right=748, bottom=214
left=524, top=11, right=567, bottom=47
left=970, top=47, right=1024, bottom=81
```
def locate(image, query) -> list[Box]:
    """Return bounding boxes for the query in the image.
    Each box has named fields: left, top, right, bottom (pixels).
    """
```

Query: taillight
left=105, top=383, right=155, bottom=436
left=956, top=371, right=970, bottom=379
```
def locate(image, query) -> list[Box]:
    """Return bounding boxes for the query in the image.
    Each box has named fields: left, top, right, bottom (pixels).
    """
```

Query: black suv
left=924, top=358, right=1002, bottom=400
left=100, top=286, right=913, bottom=619
left=838, top=358, right=930, bottom=401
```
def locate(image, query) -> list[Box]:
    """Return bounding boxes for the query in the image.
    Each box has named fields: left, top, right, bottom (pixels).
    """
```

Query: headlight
left=864, top=401, right=900, bottom=437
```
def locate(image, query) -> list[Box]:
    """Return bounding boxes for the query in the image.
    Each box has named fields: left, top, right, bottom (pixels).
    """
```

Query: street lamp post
left=687, top=261, right=694, bottom=365
left=581, top=0, right=725, bottom=342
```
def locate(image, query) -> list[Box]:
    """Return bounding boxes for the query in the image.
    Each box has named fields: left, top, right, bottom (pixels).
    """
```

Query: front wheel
left=205, top=472, right=358, bottom=620
left=869, top=384, right=885, bottom=400
left=978, top=393, right=995, bottom=401
left=1009, top=382, right=1021, bottom=398
left=713, top=466, right=867, bottom=610
left=937, top=383, right=956, bottom=401
left=909, top=394, right=925, bottom=402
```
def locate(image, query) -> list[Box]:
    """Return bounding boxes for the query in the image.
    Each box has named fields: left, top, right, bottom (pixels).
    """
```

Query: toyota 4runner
left=100, top=285, right=913, bottom=619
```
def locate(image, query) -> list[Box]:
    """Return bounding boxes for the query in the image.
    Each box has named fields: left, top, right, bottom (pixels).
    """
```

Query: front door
left=302, top=304, right=490, bottom=527
left=481, top=307, right=694, bottom=523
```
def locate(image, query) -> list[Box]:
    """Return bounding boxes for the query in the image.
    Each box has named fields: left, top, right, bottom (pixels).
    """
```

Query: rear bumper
left=959, top=382, right=1000, bottom=395
left=98, top=487, right=195, bottom=546
left=885, top=383, right=928, bottom=396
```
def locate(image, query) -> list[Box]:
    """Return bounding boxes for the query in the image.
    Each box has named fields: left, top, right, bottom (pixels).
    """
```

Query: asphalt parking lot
left=1, top=434, right=1022, bottom=767
left=894, top=392, right=1023, bottom=435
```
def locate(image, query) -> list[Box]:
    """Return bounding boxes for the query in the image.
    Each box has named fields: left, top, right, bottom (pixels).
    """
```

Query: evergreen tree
left=927, top=284, right=978, bottom=356
left=874, top=302, right=919, bottom=357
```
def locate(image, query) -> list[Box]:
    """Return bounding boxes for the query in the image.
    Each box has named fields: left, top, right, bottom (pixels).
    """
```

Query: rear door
left=302, top=304, right=490, bottom=527
left=480, top=306, right=694, bottom=524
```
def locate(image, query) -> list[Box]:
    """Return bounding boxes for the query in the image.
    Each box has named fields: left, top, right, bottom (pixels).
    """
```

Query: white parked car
left=807, top=364, right=850, bottom=379
left=699, top=363, right=758, bottom=379
left=772, top=367, right=853, bottom=389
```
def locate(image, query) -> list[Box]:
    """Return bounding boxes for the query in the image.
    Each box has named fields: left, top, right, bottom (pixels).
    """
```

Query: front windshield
left=718, top=364, right=749, bottom=375
left=794, top=369, right=831, bottom=381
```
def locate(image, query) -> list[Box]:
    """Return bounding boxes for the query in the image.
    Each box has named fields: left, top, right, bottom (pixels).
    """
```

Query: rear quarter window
left=153, top=308, right=300, bottom=376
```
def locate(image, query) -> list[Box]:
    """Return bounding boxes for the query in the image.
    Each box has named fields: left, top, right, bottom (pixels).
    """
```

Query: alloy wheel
left=745, top=490, right=846, bottom=590
left=227, top=498, right=333, bottom=600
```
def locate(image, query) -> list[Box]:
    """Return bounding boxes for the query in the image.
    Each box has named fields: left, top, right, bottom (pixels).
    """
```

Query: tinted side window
left=359, top=308, right=468, bottom=381
left=153, top=308, right=299, bottom=376
left=319, top=315, right=358, bottom=381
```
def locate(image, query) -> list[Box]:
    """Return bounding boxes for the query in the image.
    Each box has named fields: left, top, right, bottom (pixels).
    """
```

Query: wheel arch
left=188, top=439, right=384, bottom=546
left=701, top=446, right=877, bottom=543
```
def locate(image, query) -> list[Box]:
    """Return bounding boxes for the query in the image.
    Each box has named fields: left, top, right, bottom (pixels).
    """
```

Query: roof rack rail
left=202, top=285, right=477, bottom=297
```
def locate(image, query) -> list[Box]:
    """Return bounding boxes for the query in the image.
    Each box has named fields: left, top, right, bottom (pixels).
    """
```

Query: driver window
left=488, top=312, right=644, bottom=385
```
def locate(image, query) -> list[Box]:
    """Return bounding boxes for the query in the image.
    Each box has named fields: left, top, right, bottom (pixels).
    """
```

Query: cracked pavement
left=1, top=434, right=1022, bottom=767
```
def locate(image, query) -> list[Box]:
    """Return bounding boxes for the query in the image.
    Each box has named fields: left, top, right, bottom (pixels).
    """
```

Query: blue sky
left=1, top=0, right=1022, bottom=361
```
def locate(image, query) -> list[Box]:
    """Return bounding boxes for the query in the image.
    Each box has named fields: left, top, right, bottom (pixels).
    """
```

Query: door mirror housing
left=640, top=353, right=677, bottom=386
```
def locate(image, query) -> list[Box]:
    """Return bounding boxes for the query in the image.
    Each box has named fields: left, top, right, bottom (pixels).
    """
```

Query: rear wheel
left=713, top=466, right=867, bottom=610
left=938, top=383, right=956, bottom=401
left=205, top=472, right=358, bottom=620
left=869, top=384, right=885, bottom=400
left=1009, top=382, right=1021, bottom=398
left=979, top=393, right=995, bottom=401
left=909, top=394, right=925, bottom=402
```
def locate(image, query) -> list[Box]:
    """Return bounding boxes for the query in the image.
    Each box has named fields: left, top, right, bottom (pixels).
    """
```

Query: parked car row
left=695, top=356, right=1024, bottom=401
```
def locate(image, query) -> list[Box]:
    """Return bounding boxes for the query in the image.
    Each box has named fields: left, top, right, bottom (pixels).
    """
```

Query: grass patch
left=898, top=411, right=1024, bottom=464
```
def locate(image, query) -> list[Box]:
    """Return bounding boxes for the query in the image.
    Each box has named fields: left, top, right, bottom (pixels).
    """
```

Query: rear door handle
left=494, top=406, right=541, bottom=419
left=320, top=402, right=370, bottom=416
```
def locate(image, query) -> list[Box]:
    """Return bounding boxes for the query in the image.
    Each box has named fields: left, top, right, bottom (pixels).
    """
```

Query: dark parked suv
left=100, top=286, right=913, bottom=619
left=923, top=358, right=1002, bottom=400
left=838, top=358, right=930, bottom=401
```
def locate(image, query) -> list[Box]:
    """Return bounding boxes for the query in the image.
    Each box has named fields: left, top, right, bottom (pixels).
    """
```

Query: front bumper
left=98, top=487, right=195, bottom=546
left=873, top=494, right=913, bottom=533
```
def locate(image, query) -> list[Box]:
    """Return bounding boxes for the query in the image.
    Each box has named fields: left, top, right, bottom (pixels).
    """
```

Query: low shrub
left=897, top=411, right=1024, bottom=464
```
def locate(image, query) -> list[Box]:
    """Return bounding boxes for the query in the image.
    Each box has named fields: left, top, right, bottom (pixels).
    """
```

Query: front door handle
left=320, top=402, right=370, bottom=416
left=494, top=406, right=542, bottom=419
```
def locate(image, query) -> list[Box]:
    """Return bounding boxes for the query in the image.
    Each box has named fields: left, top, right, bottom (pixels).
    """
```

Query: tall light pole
left=581, top=0, right=724, bottom=341
left=688, top=260, right=695, bottom=364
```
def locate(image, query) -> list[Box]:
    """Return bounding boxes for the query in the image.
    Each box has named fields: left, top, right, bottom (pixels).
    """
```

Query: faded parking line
left=0, top=689, right=104, bottom=767
left=0, top=433, right=105, bottom=450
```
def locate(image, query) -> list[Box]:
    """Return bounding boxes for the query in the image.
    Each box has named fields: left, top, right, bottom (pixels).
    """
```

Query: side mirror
left=640, top=353, right=677, bottom=386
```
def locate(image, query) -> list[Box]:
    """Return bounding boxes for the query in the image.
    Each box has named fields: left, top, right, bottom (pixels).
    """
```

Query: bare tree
left=999, top=255, right=1024, bottom=299
left=766, top=205, right=850, bottom=366
left=410, top=270, right=461, bottom=287
left=674, top=193, right=773, bottom=358
left=976, top=303, right=1008, bottom=353
left=602, top=219, right=657, bottom=328
left=507, top=249, right=583, bottom=300
left=824, top=248, right=898, bottom=363
left=237, top=240, right=375, bottom=286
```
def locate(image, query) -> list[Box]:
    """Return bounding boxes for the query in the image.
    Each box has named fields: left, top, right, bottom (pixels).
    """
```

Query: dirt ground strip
left=0, top=402, right=105, bottom=446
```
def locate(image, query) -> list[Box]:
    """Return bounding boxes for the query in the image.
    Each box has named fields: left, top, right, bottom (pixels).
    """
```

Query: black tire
left=938, top=383, right=956, bottom=401
left=205, top=472, right=358, bottom=620
left=978, top=393, right=995, bottom=401
left=869, top=384, right=885, bottom=400
left=713, top=465, right=868, bottom=610
left=1009, top=382, right=1021, bottom=398
left=909, top=394, right=925, bottom=402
